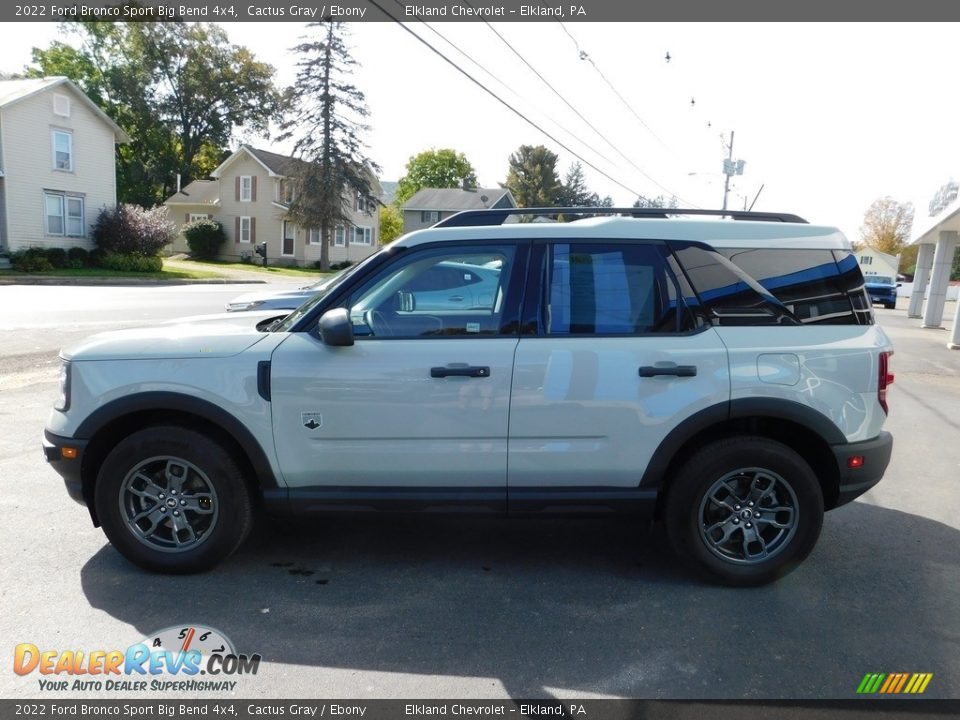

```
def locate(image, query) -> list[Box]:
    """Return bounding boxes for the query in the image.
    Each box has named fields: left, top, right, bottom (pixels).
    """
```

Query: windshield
left=867, top=276, right=894, bottom=284
left=273, top=249, right=390, bottom=332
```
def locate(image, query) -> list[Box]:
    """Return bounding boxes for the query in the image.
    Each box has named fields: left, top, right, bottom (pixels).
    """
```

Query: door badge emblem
left=301, top=412, right=323, bottom=430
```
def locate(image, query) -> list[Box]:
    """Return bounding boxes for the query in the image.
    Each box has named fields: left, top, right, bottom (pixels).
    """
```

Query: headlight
left=55, top=361, right=71, bottom=412
left=226, top=300, right=265, bottom=312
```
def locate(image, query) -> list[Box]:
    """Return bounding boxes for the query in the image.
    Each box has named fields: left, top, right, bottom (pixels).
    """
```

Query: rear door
left=507, top=240, right=730, bottom=491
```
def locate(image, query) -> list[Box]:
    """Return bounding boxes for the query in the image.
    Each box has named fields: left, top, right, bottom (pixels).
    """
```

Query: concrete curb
left=0, top=276, right=266, bottom=287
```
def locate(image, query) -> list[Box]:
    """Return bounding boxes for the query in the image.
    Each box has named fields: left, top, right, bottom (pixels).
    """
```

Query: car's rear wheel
left=94, top=426, right=252, bottom=573
left=664, top=436, right=823, bottom=586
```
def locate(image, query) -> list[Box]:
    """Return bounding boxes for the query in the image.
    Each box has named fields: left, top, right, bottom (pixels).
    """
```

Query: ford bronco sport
left=43, top=208, right=894, bottom=586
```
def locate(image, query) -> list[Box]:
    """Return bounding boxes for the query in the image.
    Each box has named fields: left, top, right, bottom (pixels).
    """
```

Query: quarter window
left=52, top=130, right=73, bottom=171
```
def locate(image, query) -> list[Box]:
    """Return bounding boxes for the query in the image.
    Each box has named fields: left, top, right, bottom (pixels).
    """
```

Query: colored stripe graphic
left=857, top=672, right=932, bottom=694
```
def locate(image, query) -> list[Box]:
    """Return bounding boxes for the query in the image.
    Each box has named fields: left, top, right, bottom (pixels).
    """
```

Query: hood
left=61, top=311, right=286, bottom=362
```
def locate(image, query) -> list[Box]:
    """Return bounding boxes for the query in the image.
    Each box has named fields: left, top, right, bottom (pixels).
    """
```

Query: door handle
left=639, top=365, right=698, bottom=378
left=431, top=365, right=490, bottom=378
left=447, top=295, right=464, bottom=302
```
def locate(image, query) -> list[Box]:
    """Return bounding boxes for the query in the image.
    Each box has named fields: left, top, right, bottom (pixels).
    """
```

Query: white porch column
left=922, top=231, right=958, bottom=328
left=907, top=243, right=936, bottom=318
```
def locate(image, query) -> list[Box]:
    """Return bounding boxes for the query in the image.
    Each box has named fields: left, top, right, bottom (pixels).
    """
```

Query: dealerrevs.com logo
left=14, top=625, right=261, bottom=692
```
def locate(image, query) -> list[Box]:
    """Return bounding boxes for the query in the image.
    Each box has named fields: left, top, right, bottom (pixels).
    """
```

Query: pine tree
left=280, top=21, right=379, bottom=271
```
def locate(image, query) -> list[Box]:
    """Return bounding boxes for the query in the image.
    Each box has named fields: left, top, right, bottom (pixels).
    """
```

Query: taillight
left=878, top=351, right=894, bottom=414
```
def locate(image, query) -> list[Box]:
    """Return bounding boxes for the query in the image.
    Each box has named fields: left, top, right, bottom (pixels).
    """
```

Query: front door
left=282, top=221, right=295, bottom=257
left=269, top=242, right=524, bottom=507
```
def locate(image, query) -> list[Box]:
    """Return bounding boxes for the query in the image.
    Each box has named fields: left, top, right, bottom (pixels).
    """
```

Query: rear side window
left=719, top=248, right=868, bottom=324
left=544, top=243, right=694, bottom=335
left=670, top=244, right=872, bottom=326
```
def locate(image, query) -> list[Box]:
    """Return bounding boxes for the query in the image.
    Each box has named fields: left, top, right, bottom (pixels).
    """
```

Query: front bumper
left=831, top=431, right=893, bottom=507
left=42, top=429, right=88, bottom=506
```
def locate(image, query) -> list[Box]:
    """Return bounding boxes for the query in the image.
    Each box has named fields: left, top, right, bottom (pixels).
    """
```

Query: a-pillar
left=907, top=243, right=935, bottom=318
left=922, top=231, right=958, bottom=328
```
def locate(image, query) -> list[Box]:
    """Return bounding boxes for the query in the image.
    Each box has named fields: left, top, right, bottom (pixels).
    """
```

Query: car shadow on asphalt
left=80, top=503, right=958, bottom=699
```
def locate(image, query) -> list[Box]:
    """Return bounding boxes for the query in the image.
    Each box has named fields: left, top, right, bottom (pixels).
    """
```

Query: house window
left=239, top=216, right=252, bottom=243
left=351, top=226, right=372, bottom=246
left=356, top=193, right=369, bottom=212
left=334, top=226, right=345, bottom=247
left=240, top=176, right=252, bottom=202
left=421, top=211, right=440, bottom=223
left=52, top=130, right=73, bottom=171
left=860, top=256, right=873, bottom=265
left=189, top=213, right=208, bottom=222
left=308, top=228, right=321, bottom=245
left=53, top=93, right=71, bottom=117
left=45, top=193, right=84, bottom=237
left=281, top=180, right=294, bottom=205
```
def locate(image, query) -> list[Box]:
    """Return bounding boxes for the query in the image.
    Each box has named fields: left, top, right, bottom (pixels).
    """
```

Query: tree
left=395, top=149, right=476, bottom=206
left=859, top=197, right=914, bottom=255
left=379, top=205, right=404, bottom=244
left=28, top=22, right=278, bottom=205
left=279, top=21, right=379, bottom=271
left=633, top=195, right=679, bottom=209
left=504, top=145, right=562, bottom=208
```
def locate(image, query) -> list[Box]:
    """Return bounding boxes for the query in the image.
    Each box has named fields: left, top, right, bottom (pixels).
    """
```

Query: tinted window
left=545, top=243, right=693, bottom=335
left=720, top=248, right=867, bottom=325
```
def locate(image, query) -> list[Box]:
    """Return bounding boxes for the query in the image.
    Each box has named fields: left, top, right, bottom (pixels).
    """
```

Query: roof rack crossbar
left=433, top=207, right=808, bottom=228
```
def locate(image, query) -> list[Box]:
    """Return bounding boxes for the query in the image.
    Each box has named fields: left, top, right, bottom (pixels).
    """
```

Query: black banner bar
left=5, top=0, right=960, bottom=22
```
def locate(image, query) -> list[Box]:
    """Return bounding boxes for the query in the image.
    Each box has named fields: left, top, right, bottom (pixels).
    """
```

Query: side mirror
left=318, top=308, right=354, bottom=347
left=397, top=290, right=415, bottom=312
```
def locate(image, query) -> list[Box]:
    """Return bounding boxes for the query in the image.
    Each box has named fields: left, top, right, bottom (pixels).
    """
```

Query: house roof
left=403, top=187, right=515, bottom=211
left=0, top=77, right=130, bottom=143
left=211, top=145, right=382, bottom=196
left=163, top=180, right=221, bottom=206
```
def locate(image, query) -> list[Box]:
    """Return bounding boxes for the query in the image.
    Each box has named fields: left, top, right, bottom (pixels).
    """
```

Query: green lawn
left=169, top=258, right=333, bottom=278
left=0, top=266, right=222, bottom=280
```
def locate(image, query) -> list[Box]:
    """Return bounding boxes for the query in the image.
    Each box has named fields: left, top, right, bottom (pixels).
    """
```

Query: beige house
left=0, top=77, right=128, bottom=254
left=402, top=185, right=516, bottom=234
left=165, top=145, right=381, bottom=266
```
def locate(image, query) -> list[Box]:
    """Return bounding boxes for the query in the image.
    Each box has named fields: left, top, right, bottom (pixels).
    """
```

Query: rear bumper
left=831, top=431, right=893, bottom=508
left=42, top=430, right=88, bottom=506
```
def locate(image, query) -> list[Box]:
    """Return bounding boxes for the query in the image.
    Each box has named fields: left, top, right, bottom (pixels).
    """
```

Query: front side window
left=52, top=130, right=72, bottom=171
left=346, top=245, right=516, bottom=338
left=544, top=243, right=690, bottom=335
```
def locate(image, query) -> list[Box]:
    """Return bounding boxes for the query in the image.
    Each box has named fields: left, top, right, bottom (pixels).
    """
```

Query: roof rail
left=433, top=207, right=809, bottom=228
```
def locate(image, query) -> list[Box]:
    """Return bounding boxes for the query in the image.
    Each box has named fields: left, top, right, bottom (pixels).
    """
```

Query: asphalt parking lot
left=1, top=287, right=958, bottom=701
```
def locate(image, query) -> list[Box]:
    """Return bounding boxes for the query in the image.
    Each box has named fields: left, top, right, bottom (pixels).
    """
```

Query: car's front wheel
left=94, top=426, right=252, bottom=573
left=664, top=436, right=824, bottom=586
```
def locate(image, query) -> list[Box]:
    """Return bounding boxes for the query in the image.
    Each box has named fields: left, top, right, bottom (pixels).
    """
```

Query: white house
left=855, top=247, right=899, bottom=281
left=165, top=145, right=381, bottom=266
left=0, top=77, right=129, bottom=254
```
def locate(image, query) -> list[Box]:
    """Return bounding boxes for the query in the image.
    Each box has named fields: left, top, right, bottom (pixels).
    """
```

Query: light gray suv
left=43, top=208, right=894, bottom=586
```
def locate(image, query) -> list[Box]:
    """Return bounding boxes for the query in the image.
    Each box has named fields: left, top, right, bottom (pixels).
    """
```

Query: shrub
left=101, top=252, right=163, bottom=273
left=330, top=260, right=354, bottom=271
left=67, top=247, right=89, bottom=267
left=10, top=248, right=54, bottom=273
left=46, top=247, right=68, bottom=268
left=183, top=218, right=226, bottom=259
left=92, top=204, right=176, bottom=256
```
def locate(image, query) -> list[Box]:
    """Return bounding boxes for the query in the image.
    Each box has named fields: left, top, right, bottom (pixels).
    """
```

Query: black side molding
left=257, top=361, right=271, bottom=401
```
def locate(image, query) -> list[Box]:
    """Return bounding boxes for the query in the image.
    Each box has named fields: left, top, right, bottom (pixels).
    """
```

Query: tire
left=884, top=302, right=896, bottom=310
left=94, top=426, right=252, bottom=573
left=664, top=436, right=823, bottom=587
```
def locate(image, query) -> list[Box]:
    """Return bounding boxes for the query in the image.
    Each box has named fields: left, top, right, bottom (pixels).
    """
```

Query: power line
left=411, top=18, right=616, bottom=167
left=368, top=0, right=648, bottom=201
left=472, top=6, right=695, bottom=205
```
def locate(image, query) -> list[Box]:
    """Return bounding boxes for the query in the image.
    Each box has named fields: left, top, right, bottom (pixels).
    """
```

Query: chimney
left=462, top=176, right=475, bottom=192
left=176, top=173, right=182, bottom=193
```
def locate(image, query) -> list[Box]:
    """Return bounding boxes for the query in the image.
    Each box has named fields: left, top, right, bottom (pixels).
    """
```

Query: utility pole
left=722, top=131, right=734, bottom=212
left=720, top=131, right=746, bottom=212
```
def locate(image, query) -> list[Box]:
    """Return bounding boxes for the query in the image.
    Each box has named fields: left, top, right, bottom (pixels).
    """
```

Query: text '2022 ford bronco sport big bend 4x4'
left=43, top=208, right=894, bottom=586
